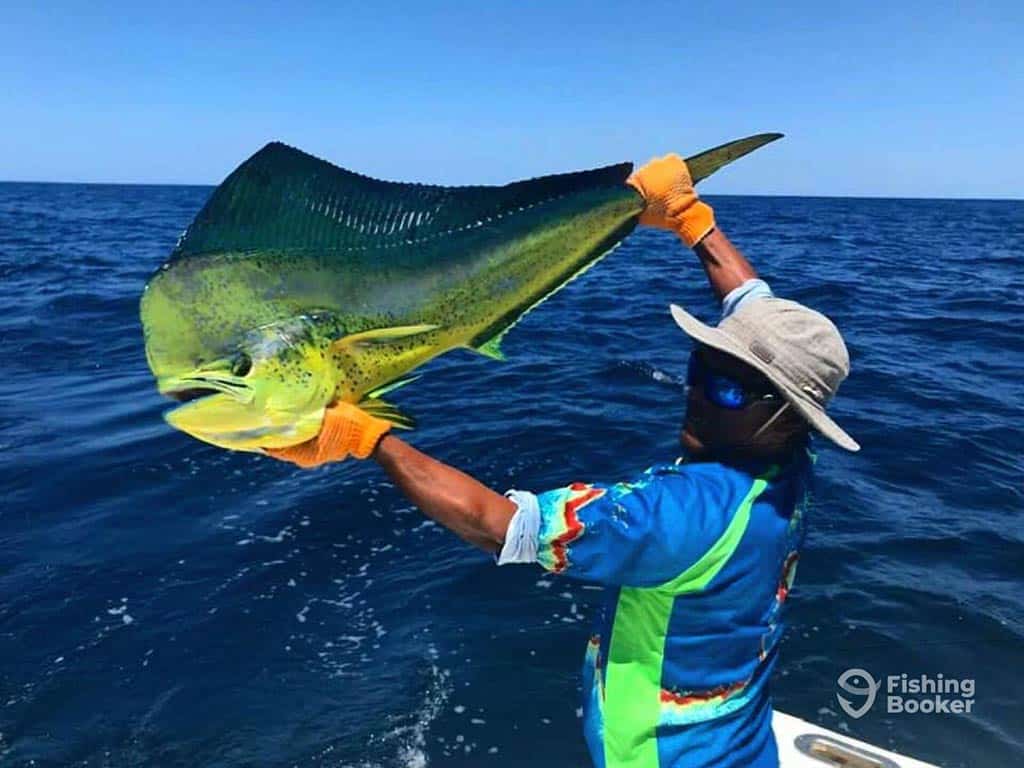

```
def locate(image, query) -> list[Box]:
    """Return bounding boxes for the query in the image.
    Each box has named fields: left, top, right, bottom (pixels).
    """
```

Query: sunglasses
left=686, top=351, right=780, bottom=410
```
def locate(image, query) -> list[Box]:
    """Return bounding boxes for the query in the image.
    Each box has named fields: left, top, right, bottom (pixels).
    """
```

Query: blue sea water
left=0, top=182, right=1021, bottom=768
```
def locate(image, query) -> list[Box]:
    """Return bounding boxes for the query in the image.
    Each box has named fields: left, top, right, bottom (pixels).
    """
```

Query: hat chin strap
left=750, top=401, right=791, bottom=441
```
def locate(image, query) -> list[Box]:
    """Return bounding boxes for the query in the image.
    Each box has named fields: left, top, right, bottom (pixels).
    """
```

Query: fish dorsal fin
left=174, top=142, right=633, bottom=257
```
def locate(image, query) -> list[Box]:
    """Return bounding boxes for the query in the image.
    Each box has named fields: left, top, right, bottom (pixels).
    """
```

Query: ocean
left=0, top=183, right=1021, bottom=767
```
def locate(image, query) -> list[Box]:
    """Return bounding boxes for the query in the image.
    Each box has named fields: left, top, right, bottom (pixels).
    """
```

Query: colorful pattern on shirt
left=658, top=677, right=755, bottom=726
left=533, top=455, right=812, bottom=768
left=536, top=482, right=605, bottom=573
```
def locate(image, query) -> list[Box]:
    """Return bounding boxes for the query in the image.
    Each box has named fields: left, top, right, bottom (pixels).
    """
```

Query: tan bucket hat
left=670, top=298, right=860, bottom=452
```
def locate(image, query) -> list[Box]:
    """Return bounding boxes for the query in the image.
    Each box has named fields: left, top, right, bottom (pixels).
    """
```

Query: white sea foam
left=374, top=664, right=452, bottom=768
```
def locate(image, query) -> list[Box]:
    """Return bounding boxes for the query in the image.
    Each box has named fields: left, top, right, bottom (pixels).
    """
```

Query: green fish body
left=141, top=135, right=781, bottom=451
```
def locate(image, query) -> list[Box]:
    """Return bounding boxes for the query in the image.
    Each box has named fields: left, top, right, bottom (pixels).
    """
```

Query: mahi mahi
left=141, top=134, right=782, bottom=452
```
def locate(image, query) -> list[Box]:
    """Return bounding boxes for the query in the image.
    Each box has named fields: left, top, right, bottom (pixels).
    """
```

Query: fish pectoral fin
left=359, top=397, right=416, bottom=430
left=365, top=375, right=422, bottom=400
left=332, top=324, right=440, bottom=352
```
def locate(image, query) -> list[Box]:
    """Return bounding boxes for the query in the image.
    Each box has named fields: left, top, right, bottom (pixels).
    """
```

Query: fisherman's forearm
left=691, top=228, right=759, bottom=300
left=373, top=435, right=516, bottom=553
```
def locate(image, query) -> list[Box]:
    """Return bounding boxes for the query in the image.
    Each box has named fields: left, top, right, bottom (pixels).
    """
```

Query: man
left=269, top=155, right=859, bottom=767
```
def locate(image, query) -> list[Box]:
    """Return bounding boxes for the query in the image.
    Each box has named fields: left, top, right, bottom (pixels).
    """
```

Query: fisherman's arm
left=267, top=407, right=723, bottom=583
left=692, top=229, right=757, bottom=299
left=266, top=403, right=515, bottom=553
left=373, top=434, right=516, bottom=553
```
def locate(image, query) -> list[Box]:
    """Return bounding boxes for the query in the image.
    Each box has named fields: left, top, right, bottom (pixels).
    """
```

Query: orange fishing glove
left=627, top=154, right=716, bottom=247
left=266, top=401, right=391, bottom=468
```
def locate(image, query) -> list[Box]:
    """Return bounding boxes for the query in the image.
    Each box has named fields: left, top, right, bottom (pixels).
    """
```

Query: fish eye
left=232, top=353, right=252, bottom=377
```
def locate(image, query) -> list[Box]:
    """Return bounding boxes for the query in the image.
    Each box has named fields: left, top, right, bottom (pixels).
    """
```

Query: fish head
left=157, top=314, right=341, bottom=452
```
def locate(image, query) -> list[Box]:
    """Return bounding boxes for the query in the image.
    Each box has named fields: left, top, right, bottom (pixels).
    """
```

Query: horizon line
left=0, top=178, right=1020, bottom=203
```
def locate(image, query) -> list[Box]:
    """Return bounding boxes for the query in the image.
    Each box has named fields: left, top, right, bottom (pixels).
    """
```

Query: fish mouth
left=159, top=373, right=265, bottom=452
left=159, top=373, right=254, bottom=405
left=157, top=373, right=322, bottom=452
left=167, top=387, right=215, bottom=403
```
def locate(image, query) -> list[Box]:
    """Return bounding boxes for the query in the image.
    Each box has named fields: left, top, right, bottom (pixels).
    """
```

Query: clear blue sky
left=3, top=1, right=1022, bottom=197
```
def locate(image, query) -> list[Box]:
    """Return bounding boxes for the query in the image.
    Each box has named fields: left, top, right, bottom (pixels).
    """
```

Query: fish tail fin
left=685, top=133, right=784, bottom=184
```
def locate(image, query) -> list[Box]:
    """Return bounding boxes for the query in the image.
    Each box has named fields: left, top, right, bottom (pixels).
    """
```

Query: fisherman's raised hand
left=266, top=401, right=392, bottom=468
left=627, top=154, right=716, bottom=248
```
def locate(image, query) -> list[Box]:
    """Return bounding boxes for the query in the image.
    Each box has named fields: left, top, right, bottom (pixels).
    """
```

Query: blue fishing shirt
left=499, top=279, right=814, bottom=768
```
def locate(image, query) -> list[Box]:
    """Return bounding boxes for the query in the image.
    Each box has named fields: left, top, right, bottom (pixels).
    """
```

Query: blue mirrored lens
left=688, top=353, right=749, bottom=409
left=688, top=351, right=755, bottom=409
left=708, top=375, right=747, bottom=409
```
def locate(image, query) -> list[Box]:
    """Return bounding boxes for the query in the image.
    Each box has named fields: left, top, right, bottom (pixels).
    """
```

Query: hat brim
left=670, top=304, right=860, bottom=452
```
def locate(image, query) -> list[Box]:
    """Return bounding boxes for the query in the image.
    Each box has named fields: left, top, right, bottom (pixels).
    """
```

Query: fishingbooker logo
left=836, top=669, right=975, bottom=718
left=836, top=669, right=879, bottom=718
